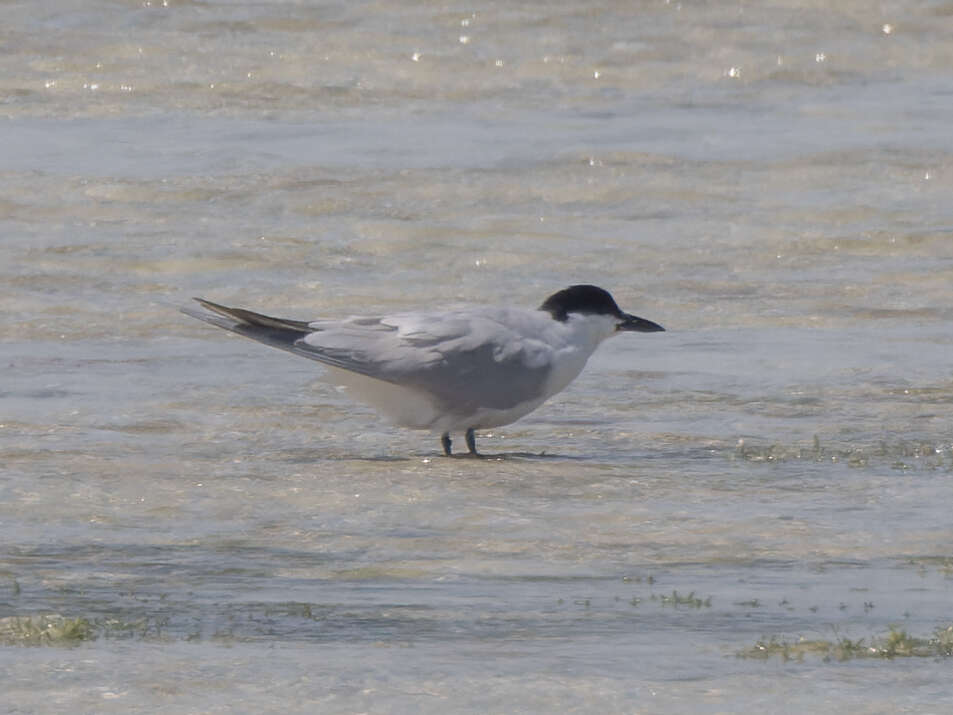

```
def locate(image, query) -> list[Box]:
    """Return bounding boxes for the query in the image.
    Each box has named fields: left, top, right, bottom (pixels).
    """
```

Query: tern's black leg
left=465, top=428, right=478, bottom=455
left=441, top=432, right=452, bottom=456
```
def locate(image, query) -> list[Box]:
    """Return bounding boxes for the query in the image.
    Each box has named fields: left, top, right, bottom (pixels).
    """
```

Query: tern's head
left=540, top=285, right=665, bottom=336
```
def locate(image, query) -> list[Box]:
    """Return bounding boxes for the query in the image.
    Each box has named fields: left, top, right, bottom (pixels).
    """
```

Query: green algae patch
left=734, top=436, right=952, bottom=471
left=652, top=590, right=713, bottom=608
left=0, top=615, right=94, bottom=646
left=739, top=625, right=953, bottom=662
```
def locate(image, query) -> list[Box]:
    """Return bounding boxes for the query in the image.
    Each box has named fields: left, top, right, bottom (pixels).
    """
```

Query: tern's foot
left=440, top=430, right=480, bottom=457
left=465, top=428, right=479, bottom=456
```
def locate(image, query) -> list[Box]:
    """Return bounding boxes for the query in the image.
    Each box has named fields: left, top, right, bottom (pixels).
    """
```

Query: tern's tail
left=181, top=298, right=314, bottom=351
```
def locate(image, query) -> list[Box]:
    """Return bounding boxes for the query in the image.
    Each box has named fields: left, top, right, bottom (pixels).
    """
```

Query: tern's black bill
left=617, top=313, right=665, bottom=332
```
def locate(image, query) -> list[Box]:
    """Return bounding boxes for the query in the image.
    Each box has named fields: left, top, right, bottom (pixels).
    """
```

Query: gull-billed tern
left=182, top=284, right=664, bottom=456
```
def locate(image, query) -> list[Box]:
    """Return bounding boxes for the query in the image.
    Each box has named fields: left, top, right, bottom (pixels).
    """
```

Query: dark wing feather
left=181, top=298, right=322, bottom=360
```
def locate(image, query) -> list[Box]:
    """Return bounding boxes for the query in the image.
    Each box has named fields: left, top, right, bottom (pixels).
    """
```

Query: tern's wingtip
left=193, top=297, right=228, bottom=313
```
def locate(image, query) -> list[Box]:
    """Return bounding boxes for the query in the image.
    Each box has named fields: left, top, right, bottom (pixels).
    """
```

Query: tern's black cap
left=540, top=284, right=664, bottom=332
left=539, top=285, right=625, bottom=322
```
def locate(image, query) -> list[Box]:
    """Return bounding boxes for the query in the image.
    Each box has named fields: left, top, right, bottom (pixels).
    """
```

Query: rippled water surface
left=2, top=1, right=953, bottom=712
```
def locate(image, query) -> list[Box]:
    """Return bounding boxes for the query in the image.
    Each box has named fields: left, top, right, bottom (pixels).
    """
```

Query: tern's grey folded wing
left=183, top=299, right=556, bottom=412
left=299, top=320, right=555, bottom=411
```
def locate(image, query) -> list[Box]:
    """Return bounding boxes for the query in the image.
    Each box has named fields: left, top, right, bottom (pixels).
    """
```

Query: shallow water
left=2, top=1, right=953, bottom=712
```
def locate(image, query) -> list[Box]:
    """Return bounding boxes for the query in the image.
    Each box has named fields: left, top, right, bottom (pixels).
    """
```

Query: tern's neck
left=562, top=313, right=618, bottom=353
left=541, top=313, right=617, bottom=397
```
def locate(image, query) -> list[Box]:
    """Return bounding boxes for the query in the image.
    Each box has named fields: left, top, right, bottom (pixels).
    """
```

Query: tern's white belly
left=324, top=367, right=441, bottom=430
left=323, top=367, right=553, bottom=433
